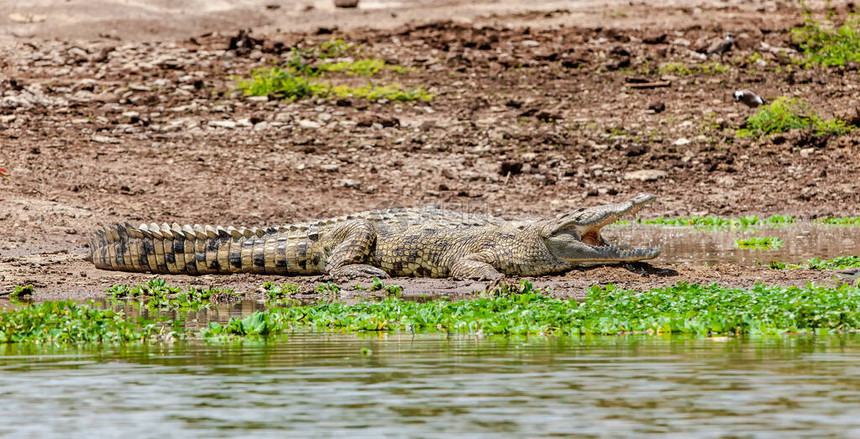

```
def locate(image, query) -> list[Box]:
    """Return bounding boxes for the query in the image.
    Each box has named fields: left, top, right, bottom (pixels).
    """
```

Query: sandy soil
left=0, top=0, right=857, bottom=301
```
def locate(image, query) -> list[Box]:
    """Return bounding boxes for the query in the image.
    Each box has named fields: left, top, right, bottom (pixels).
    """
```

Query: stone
left=648, top=101, right=666, bottom=113
left=334, top=0, right=359, bottom=8
left=208, top=120, right=236, bottom=129
left=339, top=179, right=361, bottom=189
left=298, top=119, right=322, bottom=129
left=623, top=169, right=667, bottom=182
left=91, top=135, right=121, bottom=144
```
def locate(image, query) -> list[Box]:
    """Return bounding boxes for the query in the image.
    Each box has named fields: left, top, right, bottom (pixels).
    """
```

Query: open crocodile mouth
left=547, top=193, right=660, bottom=263
left=579, top=194, right=654, bottom=247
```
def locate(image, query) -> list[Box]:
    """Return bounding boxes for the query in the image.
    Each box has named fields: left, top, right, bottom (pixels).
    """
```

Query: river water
left=1, top=333, right=859, bottom=438
left=608, top=222, right=860, bottom=265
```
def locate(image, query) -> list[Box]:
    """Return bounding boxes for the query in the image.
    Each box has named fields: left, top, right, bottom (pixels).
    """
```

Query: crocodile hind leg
left=324, top=220, right=390, bottom=279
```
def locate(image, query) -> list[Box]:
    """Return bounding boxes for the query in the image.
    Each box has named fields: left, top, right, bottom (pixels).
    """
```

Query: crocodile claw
left=331, top=264, right=390, bottom=279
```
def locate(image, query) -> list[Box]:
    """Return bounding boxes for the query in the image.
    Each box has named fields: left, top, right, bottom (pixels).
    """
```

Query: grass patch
left=737, top=97, right=852, bottom=137
left=106, top=278, right=241, bottom=311
left=770, top=255, right=860, bottom=271
left=816, top=217, right=860, bottom=225
left=620, top=215, right=796, bottom=229
left=792, top=12, right=860, bottom=67
left=0, top=300, right=175, bottom=344
left=236, top=39, right=430, bottom=102
left=735, top=237, right=784, bottom=249
left=369, top=277, right=403, bottom=295
left=4, top=281, right=860, bottom=343
left=318, top=59, right=410, bottom=76
left=201, top=282, right=860, bottom=338
left=9, top=284, right=34, bottom=300
left=658, top=62, right=730, bottom=76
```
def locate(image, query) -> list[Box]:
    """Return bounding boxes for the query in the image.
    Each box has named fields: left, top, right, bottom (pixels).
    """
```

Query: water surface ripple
left=1, top=334, right=859, bottom=438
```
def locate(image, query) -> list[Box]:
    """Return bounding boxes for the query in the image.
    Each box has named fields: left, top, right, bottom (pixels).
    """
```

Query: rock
left=643, top=33, right=668, bottom=44
left=334, top=0, right=359, bottom=8
left=673, top=138, right=691, bottom=146
left=298, top=119, right=322, bottom=129
left=8, top=13, right=46, bottom=23
left=356, top=114, right=399, bottom=128
left=320, top=164, right=340, bottom=172
left=535, top=110, right=562, bottom=122
left=92, top=91, right=118, bottom=103
left=208, top=120, right=236, bottom=129
left=339, top=179, right=361, bottom=189
left=625, top=144, right=649, bottom=157
left=499, top=160, right=524, bottom=176
left=122, top=111, right=140, bottom=123
left=623, top=169, right=667, bottom=182
left=91, top=135, right=121, bottom=144
left=228, top=29, right=263, bottom=54
left=648, top=101, right=666, bottom=113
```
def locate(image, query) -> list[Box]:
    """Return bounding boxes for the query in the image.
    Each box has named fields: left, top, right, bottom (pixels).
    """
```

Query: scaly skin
left=89, top=193, right=660, bottom=280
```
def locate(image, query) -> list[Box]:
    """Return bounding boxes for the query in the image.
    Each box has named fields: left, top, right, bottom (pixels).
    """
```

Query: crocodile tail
left=89, top=222, right=290, bottom=275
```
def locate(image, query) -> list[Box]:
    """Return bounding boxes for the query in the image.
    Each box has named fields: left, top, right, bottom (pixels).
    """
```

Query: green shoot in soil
left=107, top=278, right=241, bottom=311
left=769, top=255, right=860, bottom=270
left=658, top=62, right=730, bottom=76
left=236, top=39, right=431, bottom=102
left=263, top=282, right=302, bottom=300
left=735, top=237, right=784, bottom=249
left=736, top=97, right=852, bottom=137
left=370, top=277, right=403, bottom=295
left=792, top=12, right=860, bottom=67
left=816, top=217, right=860, bottom=225
left=9, top=285, right=34, bottom=300
left=621, top=215, right=796, bottom=229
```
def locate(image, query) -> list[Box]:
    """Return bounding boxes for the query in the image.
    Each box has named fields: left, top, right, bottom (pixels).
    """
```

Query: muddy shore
left=0, top=0, right=857, bottom=301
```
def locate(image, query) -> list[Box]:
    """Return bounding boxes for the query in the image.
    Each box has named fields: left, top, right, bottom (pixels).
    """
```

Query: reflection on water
left=609, top=222, right=860, bottom=265
left=0, top=334, right=859, bottom=437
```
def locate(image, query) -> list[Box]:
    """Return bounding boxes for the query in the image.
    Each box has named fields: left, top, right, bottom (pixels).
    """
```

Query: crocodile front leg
left=324, top=220, right=390, bottom=279
left=450, top=255, right=504, bottom=281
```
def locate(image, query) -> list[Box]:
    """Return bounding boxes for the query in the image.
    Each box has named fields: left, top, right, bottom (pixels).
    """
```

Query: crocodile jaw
left=543, top=193, right=660, bottom=264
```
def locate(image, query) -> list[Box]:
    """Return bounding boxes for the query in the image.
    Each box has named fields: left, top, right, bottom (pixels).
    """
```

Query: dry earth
left=0, top=0, right=857, bottom=301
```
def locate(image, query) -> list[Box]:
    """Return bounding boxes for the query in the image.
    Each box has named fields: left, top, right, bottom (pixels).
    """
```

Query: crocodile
left=89, top=193, right=660, bottom=280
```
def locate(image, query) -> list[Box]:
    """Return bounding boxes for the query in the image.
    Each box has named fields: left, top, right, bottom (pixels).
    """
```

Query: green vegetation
left=316, top=282, right=342, bottom=295
left=201, top=282, right=860, bottom=337
left=658, top=62, right=730, bottom=76
left=236, top=39, right=431, bottom=102
left=770, top=255, right=860, bottom=271
left=792, top=12, right=860, bottom=67
left=737, top=97, right=852, bottom=137
left=816, top=217, right=860, bottom=225
left=370, top=277, right=403, bottom=295
left=318, top=59, right=410, bottom=76
left=620, top=215, right=796, bottom=229
left=317, top=38, right=356, bottom=58
left=735, top=237, right=784, bottom=249
left=805, top=256, right=860, bottom=270
left=745, top=52, right=766, bottom=65
left=0, top=300, right=175, bottom=344
left=262, top=282, right=302, bottom=300
left=107, top=278, right=241, bottom=311
left=4, top=280, right=860, bottom=343
left=9, top=284, right=34, bottom=300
